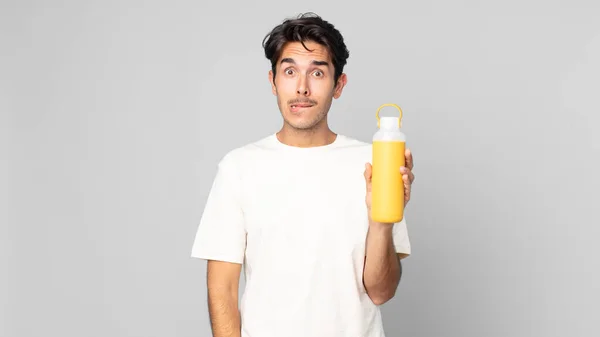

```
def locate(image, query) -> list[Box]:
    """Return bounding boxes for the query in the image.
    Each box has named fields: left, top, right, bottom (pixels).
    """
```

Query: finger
left=364, top=162, right=372, bottom=191
left=405, top=148, right=413, bottom=170
left=408, top=170, right=415, bottom=184
left=400, top=166, right=415, bottom=183
left=403, top=173, right=412, bottom=187
left=404, top=177, right=411, bottom=203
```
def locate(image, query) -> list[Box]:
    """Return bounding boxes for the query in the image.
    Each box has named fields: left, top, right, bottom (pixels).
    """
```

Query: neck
left=276, top=123, right=337, bottom=148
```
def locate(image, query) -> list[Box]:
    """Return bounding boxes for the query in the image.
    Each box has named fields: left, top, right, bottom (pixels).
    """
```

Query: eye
left=313, top=70, right=324, bottom=77
left=285, top=68, right=295, bottom=75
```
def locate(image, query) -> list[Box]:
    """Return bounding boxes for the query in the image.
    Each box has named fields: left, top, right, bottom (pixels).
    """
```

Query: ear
left=333, top=73, right=348, bottom=99
left=268, top=70, right=277, bottom=96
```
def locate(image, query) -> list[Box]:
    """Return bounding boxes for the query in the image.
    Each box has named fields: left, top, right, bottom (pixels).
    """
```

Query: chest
left=239, top=156, right=369, bottom=250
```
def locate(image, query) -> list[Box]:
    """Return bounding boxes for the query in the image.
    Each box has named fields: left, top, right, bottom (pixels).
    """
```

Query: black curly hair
left=262, top=12, right=350, bottom=85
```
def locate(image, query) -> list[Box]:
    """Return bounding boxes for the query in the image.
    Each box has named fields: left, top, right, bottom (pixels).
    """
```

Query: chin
left=285, top=116, right=321, bottom=130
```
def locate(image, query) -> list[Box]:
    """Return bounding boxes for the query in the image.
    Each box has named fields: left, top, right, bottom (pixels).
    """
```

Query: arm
left=207, top=260, right=242, bottom=337
left=362, top=221, right=405, bottom=305
left=362, top=148, right=414, bottom=305
left=191, top=153, right=247, bottom=335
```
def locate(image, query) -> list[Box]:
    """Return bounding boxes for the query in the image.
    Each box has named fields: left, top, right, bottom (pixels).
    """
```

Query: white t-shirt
left=191, top=133, right=411, bottom=337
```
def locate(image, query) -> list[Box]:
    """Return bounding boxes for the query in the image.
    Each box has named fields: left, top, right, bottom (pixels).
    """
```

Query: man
left=191, top=12, right=415, bottom=337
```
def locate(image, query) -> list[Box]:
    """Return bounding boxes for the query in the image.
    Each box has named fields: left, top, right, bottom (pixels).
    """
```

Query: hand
left=364, top=147, right=415, bottom=212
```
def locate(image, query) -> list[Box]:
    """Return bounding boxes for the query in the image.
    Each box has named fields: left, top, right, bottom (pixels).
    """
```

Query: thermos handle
left=375, top=103, right=403, bottom=128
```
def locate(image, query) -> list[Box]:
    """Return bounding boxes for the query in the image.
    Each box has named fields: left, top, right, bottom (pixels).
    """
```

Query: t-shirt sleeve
left=190, top=153, right=246, bottom=264
left=393, top=216, right=411, bottom=257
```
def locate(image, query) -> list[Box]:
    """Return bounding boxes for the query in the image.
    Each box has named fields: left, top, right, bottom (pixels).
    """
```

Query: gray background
left=2, top=0, right=599, bottom=336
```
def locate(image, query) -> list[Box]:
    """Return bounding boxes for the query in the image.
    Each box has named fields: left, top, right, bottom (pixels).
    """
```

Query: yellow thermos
left=371, top=103, right=406, bottom=223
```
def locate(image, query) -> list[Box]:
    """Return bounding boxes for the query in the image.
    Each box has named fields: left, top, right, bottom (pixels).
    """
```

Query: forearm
left=207, top=286, right=241, bottom=337
left=362, top=221, right=402, bottom=305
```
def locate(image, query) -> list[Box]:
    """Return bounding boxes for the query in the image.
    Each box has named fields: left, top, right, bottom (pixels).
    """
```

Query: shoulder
left=337, top=134, right=371, bottom=148
left=335, top=134, right=373, bottom=157
left=216, top=134, right=276, bottom=168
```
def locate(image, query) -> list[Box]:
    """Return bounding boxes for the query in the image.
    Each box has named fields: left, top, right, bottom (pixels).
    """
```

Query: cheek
left=310, top=80, right=335, bottom=98
left=275, top=77, right=296, bottom=94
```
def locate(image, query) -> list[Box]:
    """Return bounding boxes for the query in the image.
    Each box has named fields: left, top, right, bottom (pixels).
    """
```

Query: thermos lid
left=376, top=103, right=403, bottom=128
left=380, top=117, right=400, bottom=129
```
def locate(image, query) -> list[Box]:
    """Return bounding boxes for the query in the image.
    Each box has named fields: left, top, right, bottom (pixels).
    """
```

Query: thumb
left=364, top=163, right=372, bottom=186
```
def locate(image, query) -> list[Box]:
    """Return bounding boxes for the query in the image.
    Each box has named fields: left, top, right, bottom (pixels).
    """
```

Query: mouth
left=290, top=103, right=314, bottom=113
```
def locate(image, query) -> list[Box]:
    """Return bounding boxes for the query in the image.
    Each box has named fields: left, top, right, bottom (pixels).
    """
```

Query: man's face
left=269, top=41, right=347, bottom=131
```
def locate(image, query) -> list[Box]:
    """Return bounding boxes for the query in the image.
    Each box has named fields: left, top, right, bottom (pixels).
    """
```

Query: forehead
left=279, top=41, right=331, bottom=64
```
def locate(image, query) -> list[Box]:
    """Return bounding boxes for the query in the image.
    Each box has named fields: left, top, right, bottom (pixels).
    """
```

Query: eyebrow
left=280, top=58, right=329, bottom=67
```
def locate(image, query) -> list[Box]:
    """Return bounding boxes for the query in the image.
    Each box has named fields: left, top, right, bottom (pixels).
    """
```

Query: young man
left=191, top=13, right=415, bottom=337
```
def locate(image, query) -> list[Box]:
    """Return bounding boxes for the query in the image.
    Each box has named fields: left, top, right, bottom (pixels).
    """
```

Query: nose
left=296, top=76, right=310, bottom=96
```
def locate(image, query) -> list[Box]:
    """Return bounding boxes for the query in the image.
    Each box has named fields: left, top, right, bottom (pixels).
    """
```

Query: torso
left=231, top=134, right=386, bottom=337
